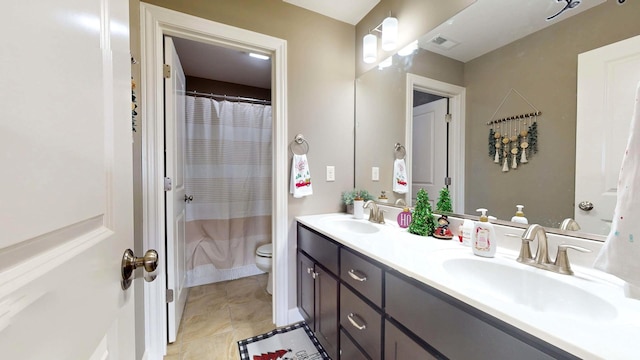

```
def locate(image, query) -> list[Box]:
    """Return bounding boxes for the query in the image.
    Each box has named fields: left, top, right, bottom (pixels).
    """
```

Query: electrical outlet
left=372, top=167, right=379, bottom=181
left=326, top=166, right=335, bottom=181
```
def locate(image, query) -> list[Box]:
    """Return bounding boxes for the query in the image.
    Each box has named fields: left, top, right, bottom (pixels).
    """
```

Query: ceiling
left=172, top=37, right=272, bottom=89
left=418, top=0, right=606, bottom=62
left=283, top=0, right=380, bottom=25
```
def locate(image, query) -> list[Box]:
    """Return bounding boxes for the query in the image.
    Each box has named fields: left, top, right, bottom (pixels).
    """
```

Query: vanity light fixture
left=363, top=33, right=377, bottom=64
left=397, top=40, right=418, bottom=57
left=363, top=14, right=399, bottom=63
left=381, top=16, right=398, bottom=51
left=249, top=52, right=270, bottom=60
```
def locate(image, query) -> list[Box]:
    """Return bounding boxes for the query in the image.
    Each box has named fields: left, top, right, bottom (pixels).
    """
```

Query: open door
left=0, top=0, right=138, bottom=358
left=575, top=35, right=640, bottom=234
left=411, top=98, right=448, bottom=206
left=164, top=36, right=189, bottom=343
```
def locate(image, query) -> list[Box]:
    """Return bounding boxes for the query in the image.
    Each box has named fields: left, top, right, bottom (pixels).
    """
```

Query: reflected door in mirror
left=412, top=98, right=448, bottom=206
left=575, top=34, right=640, bottom=235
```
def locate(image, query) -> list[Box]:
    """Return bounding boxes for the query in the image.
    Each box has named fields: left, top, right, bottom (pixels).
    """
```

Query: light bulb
left=363, top=33, right=377, bottom=64
left=382, top=17, right=398, bottom=51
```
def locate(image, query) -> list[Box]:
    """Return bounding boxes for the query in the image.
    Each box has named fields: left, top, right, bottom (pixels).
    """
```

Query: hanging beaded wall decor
left=486, top=89, right=541, bottom=173
left=488, top=112, right=539, bottom=172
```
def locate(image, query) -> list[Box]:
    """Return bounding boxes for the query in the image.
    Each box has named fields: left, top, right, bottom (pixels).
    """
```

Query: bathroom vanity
left=297, top=213, right=640, bottom=359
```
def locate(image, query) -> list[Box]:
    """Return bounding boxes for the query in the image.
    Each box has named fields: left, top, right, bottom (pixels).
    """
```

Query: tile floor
left=164, top=273, right=274, bottom=360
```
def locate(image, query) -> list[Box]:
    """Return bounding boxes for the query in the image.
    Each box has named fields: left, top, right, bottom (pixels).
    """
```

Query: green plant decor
left=436, top=187, right=453, bottom=214
left=408, top=188, right=436, bottom=237
left=341, top=189, right=374, bottom=205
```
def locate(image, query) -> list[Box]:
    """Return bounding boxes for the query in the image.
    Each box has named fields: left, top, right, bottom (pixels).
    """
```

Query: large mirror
left=355, top=0, right=640, bottom=238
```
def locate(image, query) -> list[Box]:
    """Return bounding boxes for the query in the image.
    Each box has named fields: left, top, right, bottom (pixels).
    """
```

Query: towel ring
left=289, top=134, right=309, bottom=155
left=394, top=143, right=406, bottom=160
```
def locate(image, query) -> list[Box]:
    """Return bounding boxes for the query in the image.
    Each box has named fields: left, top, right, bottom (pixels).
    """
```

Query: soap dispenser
left=510, top=205, right=528, bottom=224
left=472, top=208, right=497, bottom=258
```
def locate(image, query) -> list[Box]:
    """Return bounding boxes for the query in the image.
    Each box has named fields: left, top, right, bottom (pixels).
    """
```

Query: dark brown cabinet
left=297, top=221, right=580, bottom=360
left=297, top=225, right=339, bottom=359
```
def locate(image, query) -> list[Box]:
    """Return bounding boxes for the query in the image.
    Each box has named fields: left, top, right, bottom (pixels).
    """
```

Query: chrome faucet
left=518, top=224, right=591, bottom=275
left=363, top=200, right=385, bottom=224
left=560, top=218, right=581, bottom=231
left=395, top=198, right=407, bottom=206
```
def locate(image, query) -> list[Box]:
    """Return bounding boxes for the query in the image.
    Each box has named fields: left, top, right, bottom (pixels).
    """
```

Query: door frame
left=140, top=3, right=289, bottom=357
left=405, top=73, right=466, bottom=213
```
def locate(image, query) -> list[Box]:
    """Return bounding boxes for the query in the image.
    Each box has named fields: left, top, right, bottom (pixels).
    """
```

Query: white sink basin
left=319, top=217, right=381, bottom=234
left=442, top=257, right=617, bottom=322
left=328, top=219, right=380, bottom=234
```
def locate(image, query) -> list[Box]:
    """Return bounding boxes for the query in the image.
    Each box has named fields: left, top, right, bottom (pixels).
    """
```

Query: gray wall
left=464, top=0, right=640, bottom=226
left=355, top=49, right=464, bottom=203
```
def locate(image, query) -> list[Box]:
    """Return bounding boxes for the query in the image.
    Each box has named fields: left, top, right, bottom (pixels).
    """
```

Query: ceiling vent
left=429, top=35, right=460, bottom=50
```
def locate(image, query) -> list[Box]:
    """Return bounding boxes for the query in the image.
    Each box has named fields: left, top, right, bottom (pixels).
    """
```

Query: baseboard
left=288, top=307, right=304, bottom=324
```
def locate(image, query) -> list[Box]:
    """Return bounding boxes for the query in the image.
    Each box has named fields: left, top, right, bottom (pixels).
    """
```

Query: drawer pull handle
left=347, top=313, right=367, bottom=330
left=348, top=269, right=367, bottom=282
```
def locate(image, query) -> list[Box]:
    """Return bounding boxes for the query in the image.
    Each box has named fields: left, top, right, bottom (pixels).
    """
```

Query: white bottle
left=353, top=199, right=364, bottom=219
left=460, top=219, right=474, bottom=247
left=510, top=205, right=529, bottom=224
left=472, top=208, right=497, bottom=258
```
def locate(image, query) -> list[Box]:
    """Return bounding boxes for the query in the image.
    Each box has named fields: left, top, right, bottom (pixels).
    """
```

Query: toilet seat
left=256, top=243, right=272, bottom=258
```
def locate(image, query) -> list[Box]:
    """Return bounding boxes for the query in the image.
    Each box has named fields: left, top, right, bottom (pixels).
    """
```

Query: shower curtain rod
left=187, top=90, right=271, bottom=105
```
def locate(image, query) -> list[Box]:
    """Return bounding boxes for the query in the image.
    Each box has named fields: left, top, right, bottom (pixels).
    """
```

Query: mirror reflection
left=354, top=0, right=640, bottom=237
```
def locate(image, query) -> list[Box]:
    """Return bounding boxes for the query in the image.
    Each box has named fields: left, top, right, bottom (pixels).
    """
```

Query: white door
left=165, top=37, right=189, bottom=343
left=0, top=1, right=136, bottom=359
left=411, top=98, right=448, bottom=207
left=575, top=34, right=640, bottom=235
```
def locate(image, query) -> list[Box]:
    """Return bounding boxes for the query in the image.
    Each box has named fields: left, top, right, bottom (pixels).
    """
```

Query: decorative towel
left=594, top=81, right=640, bottom=287
left=290, top=154, right=313, bottom=198
left=393, top=158, right=408, bottom=194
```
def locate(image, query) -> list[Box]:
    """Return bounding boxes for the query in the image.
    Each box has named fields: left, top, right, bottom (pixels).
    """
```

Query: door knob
left=121, top=249, right=158, bottom=290
left=578, top=201, right=594, bottom=211
left=184, top=194, right=193, bottom=203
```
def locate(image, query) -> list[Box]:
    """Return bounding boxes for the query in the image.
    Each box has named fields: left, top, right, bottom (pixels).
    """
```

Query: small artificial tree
left=408, top=188, right=436, bottom=236
left=436, top=187, right=453, bottom=214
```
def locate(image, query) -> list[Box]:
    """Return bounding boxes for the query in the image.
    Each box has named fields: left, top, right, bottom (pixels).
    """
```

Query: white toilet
left=255, top=243, right=273, bottom=294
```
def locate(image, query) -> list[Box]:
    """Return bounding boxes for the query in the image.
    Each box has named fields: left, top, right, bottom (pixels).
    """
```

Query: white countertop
left=297, top=213, right=640, bottom=359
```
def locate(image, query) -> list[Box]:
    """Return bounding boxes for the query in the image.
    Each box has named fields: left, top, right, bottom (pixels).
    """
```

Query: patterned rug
left=237, top=322, right=330, bottom=360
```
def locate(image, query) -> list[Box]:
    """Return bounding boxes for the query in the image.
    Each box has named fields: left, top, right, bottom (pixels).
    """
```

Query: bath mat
left=237, top=321, right=330, bottom=360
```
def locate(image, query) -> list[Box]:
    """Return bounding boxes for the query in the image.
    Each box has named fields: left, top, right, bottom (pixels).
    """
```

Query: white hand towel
left=393, top=158, right=408, bottom=194
left=290, top=154, right=313, bottom=198
left=594, top=81, right=640, bottom=287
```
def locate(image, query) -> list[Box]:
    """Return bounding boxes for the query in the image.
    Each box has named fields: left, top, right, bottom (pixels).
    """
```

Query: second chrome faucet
left=363, top=200, right=385, bottom=224
left=519, top=224, right=591, bottom=275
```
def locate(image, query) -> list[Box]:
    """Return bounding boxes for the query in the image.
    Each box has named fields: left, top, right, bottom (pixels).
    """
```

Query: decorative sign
left=397, top=210, right=412, bottom=228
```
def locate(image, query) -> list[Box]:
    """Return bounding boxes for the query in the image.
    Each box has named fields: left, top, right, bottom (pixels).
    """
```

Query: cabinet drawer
left=340, top=329, right=368, bottom=360
left=340, top=284, right=382, bottom=360
left=340, top=248, right=382, bottom=307
left=385, top=320, right=438, bottom=360
left=298, top=224, right=339, bottom=275
left=385, top=272, right=576, bottom=360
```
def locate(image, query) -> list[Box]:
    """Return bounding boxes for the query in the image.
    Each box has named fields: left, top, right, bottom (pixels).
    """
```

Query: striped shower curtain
left=185, top=96, right=272, bottom=287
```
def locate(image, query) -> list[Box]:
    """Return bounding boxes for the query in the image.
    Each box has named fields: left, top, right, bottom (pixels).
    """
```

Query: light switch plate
left=326, top=166, right=335, bottom=181
left=372, top=167, right=379, bottom=181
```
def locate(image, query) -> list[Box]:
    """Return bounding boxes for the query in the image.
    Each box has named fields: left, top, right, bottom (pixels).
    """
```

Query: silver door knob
left=184, top=195, right=193, bottom=203
left=578, top=201, right=594, bottom=211
left=121, top=249, right=158, bottom=290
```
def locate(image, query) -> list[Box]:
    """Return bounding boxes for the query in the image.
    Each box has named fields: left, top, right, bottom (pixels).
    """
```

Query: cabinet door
left=385, top=320, right=438, bottom=360
left=315, top=266, right=339, bottom=360
left=298, top=252, right=316, bottom=327
left=340, top=329, right=369, bottom=360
